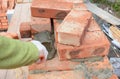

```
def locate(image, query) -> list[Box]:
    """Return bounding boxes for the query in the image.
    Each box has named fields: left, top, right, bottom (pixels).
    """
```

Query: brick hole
left=93, top=47, right=105, bottom=55
left=55, top=11, right=67, bottom=18
left=69, top=49, right=81, bottom=58
left=38, top=9, right=45, bottom=13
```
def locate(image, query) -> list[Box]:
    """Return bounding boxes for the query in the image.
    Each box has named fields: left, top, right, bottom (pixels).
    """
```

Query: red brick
left=2, top=22, right=8, bottom=26
left=1, top=19, right=8, bottom=23
left=2, top=25, right=8, bottom=30
left=29, top=55, right=80, bottom=71
left=0, top=25, right=2, bottom=29
left=31, top=0, right=73, bottom=19
left=0, top=13, right=6, bottom=17
left=54, top=18, right=102, bottom=44
left=57, top=10, right=92, bottom=46
left=82, top=31, right=109, bottom=45
left=31, top=17, right=51, bottom=34
left=57, top=43, right=109, bottom=60
left=0, top=17, right=7, bottom=20
left=20, top=22, right=31, bottom=38
left=28, top=57, right=116, bottom=79
left=29, top=56, right=111, bottom=72
left=57, top=31, right=110, bottom=60
left=87, top=18, right=101, bottom=32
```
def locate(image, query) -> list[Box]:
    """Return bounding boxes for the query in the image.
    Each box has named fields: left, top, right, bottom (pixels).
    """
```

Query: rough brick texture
left=0, top=13, right=8, bottom=30
left=31, top=17, right=51, bottom=34
left=82, top=31, right=109, bottom=45
left=29, top=56, right=111, bottom=72
left=31, top=0, right=73, bottom=19
left=29, top=56, right=80, bottom=71
left=57, top=10, right=92, bottom=46
left=54, top=18, right=101, bottom=43
left=0, top=0, right=15, bottom=31
left=20, top=22, right=31, bottom=38
left=28, top=56, right=118, bottom=79
left=87, top=19, right=101, bottom=32
left=57, top=31, right=110, bottom=60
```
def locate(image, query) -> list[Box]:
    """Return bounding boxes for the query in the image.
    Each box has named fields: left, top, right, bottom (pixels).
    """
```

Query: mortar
left=33, top=31, right=56, bottom=60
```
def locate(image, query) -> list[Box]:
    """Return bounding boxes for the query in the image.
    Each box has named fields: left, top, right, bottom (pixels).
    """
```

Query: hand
left=0, top=32, right=18, bottom=39
left=31, top=40, right=48, bottom=64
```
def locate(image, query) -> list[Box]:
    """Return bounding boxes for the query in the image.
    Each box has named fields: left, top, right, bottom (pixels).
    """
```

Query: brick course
left=28, top=56, right=118, bottom=79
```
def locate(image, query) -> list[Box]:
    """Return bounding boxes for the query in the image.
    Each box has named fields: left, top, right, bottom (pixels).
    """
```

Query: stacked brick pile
left=0, top=0, right=15, bottom=31
left=0, top=13, right=8, bottom=30
left=28, top=0, right=118, bottom=79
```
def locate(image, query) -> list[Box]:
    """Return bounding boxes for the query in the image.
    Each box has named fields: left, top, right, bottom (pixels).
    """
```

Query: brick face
left=29, top=56, right=111, bottom=72
left=87, top=19, right=101, bottom=32
left=57, top=43, right=110, bottom=60
left=82, top=31, right=109, bottom=45
left=0, top=13, right=8, bottom=30
left=57, top=29, right=110, bottom=60
left=55, top=15, right=110, bottom=60
left=31, top=0, right=73, bottom=19
left=54, top=18, right=102, bottom=43
left=57, top=10, right=92, bottom=46
left=28, top=57, right=117, bottom=79
left=31, top=17, right=51, bottom=34
left=29, top=56, right=80, bottom=71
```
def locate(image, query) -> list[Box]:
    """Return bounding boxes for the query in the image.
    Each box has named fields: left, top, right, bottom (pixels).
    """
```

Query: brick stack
left=0, top=0, right=15, bottom=31
left=56, top=16, right=110, bottom=60
left=0, top=13, right=8, bottom=30
left=29, top=0, right=118, bottom=79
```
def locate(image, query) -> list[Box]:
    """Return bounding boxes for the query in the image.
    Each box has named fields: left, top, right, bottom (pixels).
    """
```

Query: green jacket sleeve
left=0, top=36, right=39, bottom=69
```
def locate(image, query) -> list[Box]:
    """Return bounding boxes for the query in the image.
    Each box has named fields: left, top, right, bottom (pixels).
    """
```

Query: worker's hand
left=0, top=32, right=18, bottom=39
left=31, top=40, right=48, bottom=64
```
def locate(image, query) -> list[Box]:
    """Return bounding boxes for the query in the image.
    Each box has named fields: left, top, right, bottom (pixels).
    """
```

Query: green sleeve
left=0, top=36, right=39, bottom=69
